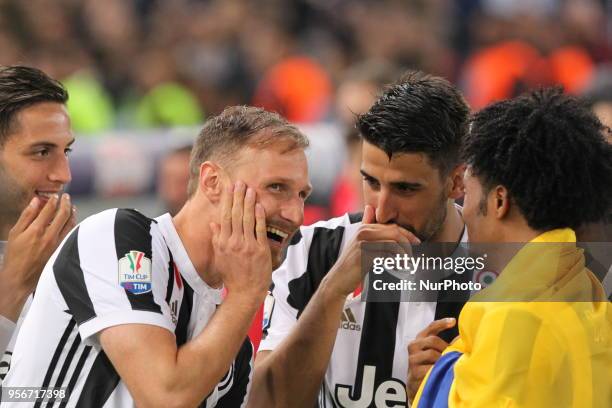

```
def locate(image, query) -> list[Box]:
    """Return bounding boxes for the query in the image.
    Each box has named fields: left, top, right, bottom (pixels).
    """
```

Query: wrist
left=224, top=288, right=266, bottom=313
left=319, top=274, right=350, bottom=304
left=0, top=272, right=29, bottom=322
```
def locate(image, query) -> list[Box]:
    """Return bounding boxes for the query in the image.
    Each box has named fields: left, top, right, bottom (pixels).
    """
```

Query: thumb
left=362, top=205, right=375, bottom=224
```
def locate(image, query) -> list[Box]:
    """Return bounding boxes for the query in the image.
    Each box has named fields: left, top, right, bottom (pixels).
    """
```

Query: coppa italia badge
left=118, top=250, right=152, bottom=294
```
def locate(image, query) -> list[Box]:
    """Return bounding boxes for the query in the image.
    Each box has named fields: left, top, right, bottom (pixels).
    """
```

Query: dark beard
left=0, top=163, right=29, bottom=233
left=399, top=191, right=449, bottom=242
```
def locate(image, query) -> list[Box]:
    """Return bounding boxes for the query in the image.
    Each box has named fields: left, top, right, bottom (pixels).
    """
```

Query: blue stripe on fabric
left=417, top=351, right=462, bottom=408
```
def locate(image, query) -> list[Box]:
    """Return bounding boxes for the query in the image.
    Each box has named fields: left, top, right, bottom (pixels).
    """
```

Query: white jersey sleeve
left=54, top=208, right=175, bottom=346
left=259, top=214, right=358, bottom=352
left=0, top=297, right=31, bottom=383
left=0, top=314, right=15, bottom=357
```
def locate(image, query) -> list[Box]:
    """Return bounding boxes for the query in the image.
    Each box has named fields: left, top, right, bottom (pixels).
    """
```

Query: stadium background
left=1, top=0, right=610, bottom=349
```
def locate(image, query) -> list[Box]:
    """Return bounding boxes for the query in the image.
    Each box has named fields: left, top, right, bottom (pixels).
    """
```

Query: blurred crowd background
left=0, top=0, right=610, bottom=222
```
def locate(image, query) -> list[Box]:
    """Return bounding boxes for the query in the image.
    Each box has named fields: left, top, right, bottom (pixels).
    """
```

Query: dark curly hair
left=464, top=87, right=612, bottom=231
left=356, top=71, right=470, bottom=177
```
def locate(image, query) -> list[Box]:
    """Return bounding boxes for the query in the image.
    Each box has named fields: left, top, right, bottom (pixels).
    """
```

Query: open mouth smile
left=266, top=226, right=289, bottom=243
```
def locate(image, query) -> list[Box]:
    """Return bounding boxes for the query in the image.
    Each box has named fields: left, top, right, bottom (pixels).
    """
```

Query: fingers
left=29, top=194, right=61, bottom=232
left=368, top=240, right=407, bottom=261
left=231, top=181, right=246, bottom=237
left=362, top=205, right=375, bottom=224
left=409, top=348, right=442, bottom=366
left=420, top=335, right=449, bottom=353
left=417, top=318, right=456, bottom=338
left=255, top=203, right=267, bottom=245
left=45, top=194, right=73, bottom=240
left=408, top=335, right=449, bottom=354
left=359, top=224, right=420, bottom=245
left=210, top=222, right=220, bottom=246
left=11, top=197, right=42, bottom=234
left=368, top=224, right=419, bottom=244
left=58, top=205, right=77, bottom=241
left=396, top=227, right=421, bottom=245
left=242, top=187, right=256, bottom=241
left=219, top=183, right=234, bottom=241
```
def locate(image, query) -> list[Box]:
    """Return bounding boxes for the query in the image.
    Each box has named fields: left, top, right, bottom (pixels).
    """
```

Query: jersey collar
left=156, top=213, right=223, bottom=304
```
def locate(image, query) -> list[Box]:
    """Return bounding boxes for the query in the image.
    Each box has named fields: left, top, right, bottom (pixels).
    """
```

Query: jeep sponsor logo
left=334, top=365, right=407, bottom=407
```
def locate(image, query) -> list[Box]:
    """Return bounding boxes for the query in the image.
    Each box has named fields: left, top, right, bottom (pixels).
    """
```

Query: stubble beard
left=404, top=191, right=449, bottom=242
left=0, top=163, right=29, bottom=235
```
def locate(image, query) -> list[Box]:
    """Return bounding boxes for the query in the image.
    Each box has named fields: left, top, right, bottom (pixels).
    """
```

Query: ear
left=198, top=161, right=225, bottom=203
left=490, top=185, right=510, bottom=220
left=446, top=164, right=466, bottom=200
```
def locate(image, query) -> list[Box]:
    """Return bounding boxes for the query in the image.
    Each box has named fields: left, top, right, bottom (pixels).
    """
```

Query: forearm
left=249, top=276, right=346, bottom=407
left=176, top=293, right=261, bottom=391
left=103, top=292, right=263, bottom=408
left=0, top=267, right=30, bottom=322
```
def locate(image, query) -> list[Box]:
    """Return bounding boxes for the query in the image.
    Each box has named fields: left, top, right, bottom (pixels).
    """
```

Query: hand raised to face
left=209, top=181, right=272, bottom=301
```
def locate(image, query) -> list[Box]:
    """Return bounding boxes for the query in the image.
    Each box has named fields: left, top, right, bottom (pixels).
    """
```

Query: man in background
left=157, top=143, right=192, bottom=216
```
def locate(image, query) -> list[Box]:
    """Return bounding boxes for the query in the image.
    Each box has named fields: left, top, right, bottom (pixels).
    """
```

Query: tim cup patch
left=118, top=250, right=152, bottom=294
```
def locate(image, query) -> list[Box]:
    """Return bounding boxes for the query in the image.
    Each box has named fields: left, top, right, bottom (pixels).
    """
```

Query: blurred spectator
left=460, top=40, right=550, bottom=109
left=334, top=60, right=398, bottom=128
left=549, top=46, right=595, bottom=94
left=93, top=137, right=154, bottom=197
left=0, top=0, right=607, bottom=124
left=458, top=0, right=607, bottom=108
left=0, top=0, right=609, bottom=222
left=128, top=48, right=204, bottom=129
left=63, top=69, right=115, bottom=134
left=157, top=144, right=192, bottom=216
left=253, top=56, right=332, bottom=123
left=583, top=66, right=612, bottom=137
left=329, top=128, right=363, bottom=217
left=134, top=82, right=204, bottom=129
left=330, top=60, right=399, bottom=216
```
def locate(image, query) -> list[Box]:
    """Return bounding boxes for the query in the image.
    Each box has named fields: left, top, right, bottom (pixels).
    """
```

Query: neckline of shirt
left=155, top=213, right=223, bottom=304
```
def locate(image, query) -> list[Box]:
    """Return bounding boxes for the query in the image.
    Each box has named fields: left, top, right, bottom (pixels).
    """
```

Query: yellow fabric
left=413, top=228, right=612, bottom=408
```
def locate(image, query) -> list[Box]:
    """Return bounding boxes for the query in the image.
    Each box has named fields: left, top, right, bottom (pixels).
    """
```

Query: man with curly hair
left=413, top=88, right=612, bottom=408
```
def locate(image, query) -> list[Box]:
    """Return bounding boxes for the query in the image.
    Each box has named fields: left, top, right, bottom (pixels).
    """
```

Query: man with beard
left=249, top=71, right=471, bottom=407
left=3, top=106, right=313, bottom=407
left=413, top=88, right=612, bottom=407
left=0, top=66, right=76, bottom=380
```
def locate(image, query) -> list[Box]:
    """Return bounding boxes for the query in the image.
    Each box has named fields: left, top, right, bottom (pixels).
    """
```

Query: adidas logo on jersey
left=170, top=300, right=178, bottom=324
left=339, top=308, right=361, bottom=331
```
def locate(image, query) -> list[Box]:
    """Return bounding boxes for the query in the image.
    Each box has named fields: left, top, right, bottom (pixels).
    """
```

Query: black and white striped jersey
left=2, top=209, right=253, bottom=408
left=259, top=212, right=469, bottom=408
left=0, top=296, right=31, bottom=384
